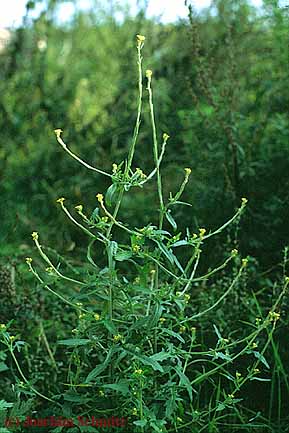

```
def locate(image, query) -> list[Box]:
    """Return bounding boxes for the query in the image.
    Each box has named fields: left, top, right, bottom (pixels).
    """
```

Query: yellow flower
left=96, top=193, right=104, bottom=204
left=101, top=216, right=108, bottom=222
left=179, top=326, right=186, bottom=334
left=236, top=372, right=242, bottom=378
left=251, top=342, right=258, bottom=349
left=56, top=197, right=65, bottom=205
left=254, top=368, right=260, bottom=374
left=136, top=34, right=145, bottom=44
left=0, top=324, right=6, bottom=330
left=94, top=313, right=101, bottom=321
left=9, top=335, right=16, bottom=341
left=199, top=228, right=206, bottom=238
left=45, top=267, right=54, bottom=273
left=25, top=257, right=32, bottom=264
left=159, top=317, right=166, bottom=324
left=242, top=258, right=248, bottom=267
left=132, top=407, right=138, bottom=416
left=184, top=167, right=191, bottom=176
left=31, top=232, right=38, bottom=241
left=54, top=128, right=63, bottom=139
left=163, top=133, right=170, bottom=141
left=134, top=369, right=143, bottom=375
left=241, top=197, right=248, bottom=205
left=113, top=334, right=123, bottom=342
left=132, top=245, right=140, bottom=253
left=269, top=311, right=280, bottom=322
left=146, top=69, right=153, bottom=79
left=76, top=302, right=83, bottom=307
left=98, top=390, right=105, bottom=397
left=75, top=204, right=83, bottom=213
left=231, top=249, right=238, bottom=256
left=176, top=417, right=183, bottom=423
left=135, top=167, right=146, bottom=179
left=112, top=163, right=118, bottom=174
left=228, top=393, right=235, bottom=399
left=184, top=294, right=190, bottom=303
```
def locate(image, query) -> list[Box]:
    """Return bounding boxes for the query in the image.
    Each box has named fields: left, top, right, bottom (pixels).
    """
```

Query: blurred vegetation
left=1, top=0, right=288, bottom=265
left=0, top=0, right=289, bottom=431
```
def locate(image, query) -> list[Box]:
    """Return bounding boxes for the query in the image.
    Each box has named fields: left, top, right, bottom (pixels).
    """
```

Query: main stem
left=147, top=74, right=165, bottom=359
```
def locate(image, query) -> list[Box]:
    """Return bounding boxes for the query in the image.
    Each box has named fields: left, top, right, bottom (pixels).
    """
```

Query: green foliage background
left=0, top=0, right=289, bottom=431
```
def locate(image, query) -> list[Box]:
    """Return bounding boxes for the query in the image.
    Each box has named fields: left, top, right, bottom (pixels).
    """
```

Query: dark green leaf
left=85, top=347, right=115, bottom=383
left=174, top=367, right=193, bottom=400
left=123, top=349, right=164, bottom=372
left=102, top=381, right=129, bottom=395
left=0, top=363, right=8, bottom=373
left=58, top=339, right=90, bottom=347
left=162, top=329, right=185, bottom=343
left=105, top=184, right=118, bottom=207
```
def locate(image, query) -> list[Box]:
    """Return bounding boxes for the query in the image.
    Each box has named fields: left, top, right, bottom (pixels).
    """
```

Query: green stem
left=10, top=349, right=60, bottom=407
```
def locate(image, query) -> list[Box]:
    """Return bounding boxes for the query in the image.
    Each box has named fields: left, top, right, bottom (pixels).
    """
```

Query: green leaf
left=153, top=229, right=171, bottom=236
left=105, top=184, right=118, bottom=207
left=109, top=241, right=118, bottom=256
left=91, top=207, right=100, bottom=222
left=0, top=400, right=13, bottom=411
left=172, top=254, right=184, bottom=273
left=133, top=420, right=147, bottom=427
left=146, top=304, right=163, bottom=330
left=85, top=347, right=115, bottom=383
left=58, top=339, right=90, bottom=347
left=171, top=240, right=190, bottom=248
left=213, top=352, right=232, bottom=362
left=150, top=351, right=171, bottom=362
left=165, top=210, right=177, bottom=230
left=213, top=324, right=222, bottom=340
left=63, top=392, right=91, bottom=403
left=162, top=329, right=185, bottom=343
left=216, top=402, right=226, bottom=412
left=253, top=351, right=270, bottom=369
left=156, top=241, right=175, bottom=265
left=174, top=367, right=193, bottom=400
left=250, top=377, right=271, bottom=382
left=114, top=249, right=132, bottom=262
left=150, top=421, right=163, bottom=432
left=102, top=381, right=129, bottom=395
left=171, top=200, right=192, bottom=207
left=165, top=390, right=176, bottom=417
left=0, top=362, right=8, bottom=373
left=130, top=316, right=150, bottom=331
left=103, top=319, right=117, bottom=335
left=124, top=349, right=164, bottom=372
